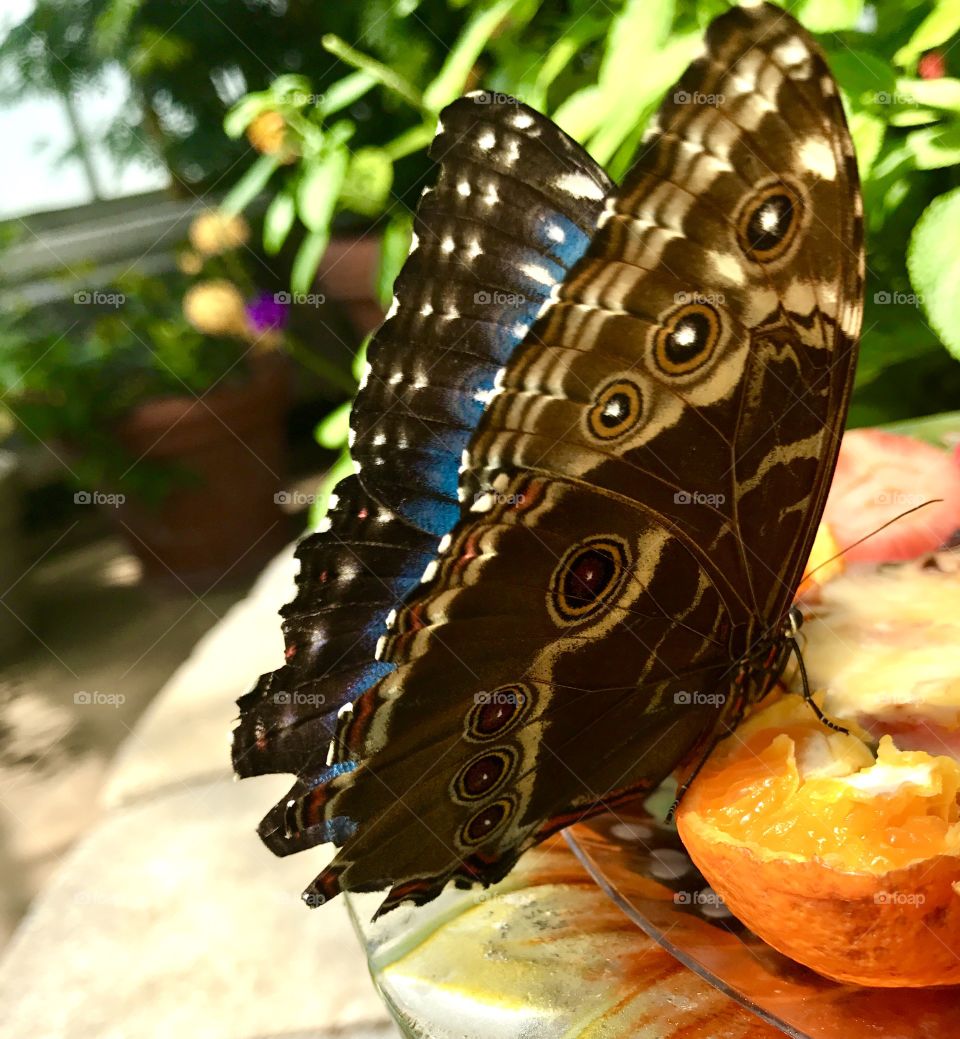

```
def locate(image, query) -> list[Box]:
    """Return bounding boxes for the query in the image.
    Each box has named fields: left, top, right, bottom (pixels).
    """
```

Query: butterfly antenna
left=786, top=612, right=848, bottom=734
left=803, top=499, right=943, bottom=585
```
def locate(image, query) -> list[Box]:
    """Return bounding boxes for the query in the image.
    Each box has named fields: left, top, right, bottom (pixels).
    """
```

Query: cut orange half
left=676, top=694, right=960, bottom=987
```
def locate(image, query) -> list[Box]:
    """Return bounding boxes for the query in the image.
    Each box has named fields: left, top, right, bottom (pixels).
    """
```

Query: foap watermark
left=74, top=290, right=125, bottom=308
left=291, top=91, right=326, bottom=107
left=873, top=90, right=917, bottom=106
left=674, top=490, right=725, bottom=506
left=674, top=90, right=725, bottom=107
left=274, top=290, right=326, bottom=307
left=471, top=91, right=520, bottom=106
left=875, top=491, right=926, bottom=508
left=474, top=290, right=527, bottom=306
left=874, top=290, right=924, bottom=307
left=674, top=690, right=726, bottom=707
left=474, top=688, right=526, bottom=707
left=674, top=888, right=727, bottom=908
left=478, top=490, right=526, bottom=507
left=875, top=891, right=926, bottom=906
left=74, top=491, right=125, bottom=508
left=74, top=691, right=125, bottom=708
left=274, top=490, right=319, bottom=508
left=674, top=290, right=725, bottom=306
left=273, top=691, right=326, bottom=707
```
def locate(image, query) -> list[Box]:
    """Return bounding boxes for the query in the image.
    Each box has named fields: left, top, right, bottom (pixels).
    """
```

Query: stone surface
left=0, top=542, right=399, bottom=1038
left=102, top=545, right=298, bottom=808
left=0, top=776, right=396, bottom=1039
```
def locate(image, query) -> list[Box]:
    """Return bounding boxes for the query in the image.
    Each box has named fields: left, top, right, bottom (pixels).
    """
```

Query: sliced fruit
left=797, top=550, right=960, bottom=758
left=823, top=429, right=960, bottom=563
left=797, top=522, right=843, bottom=600
left=676, top=695, right=960, bottom=987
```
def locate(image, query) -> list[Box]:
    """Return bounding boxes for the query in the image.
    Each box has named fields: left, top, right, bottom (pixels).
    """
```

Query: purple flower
left=246, top=291, right=289, bottom=334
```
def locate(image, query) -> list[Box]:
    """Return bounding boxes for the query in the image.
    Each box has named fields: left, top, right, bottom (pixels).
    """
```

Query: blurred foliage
left=220, top=0, right=960, bottom=433
left=0, top=0, right=461, bottom=190
left=0, top=224, right=351, bottom=500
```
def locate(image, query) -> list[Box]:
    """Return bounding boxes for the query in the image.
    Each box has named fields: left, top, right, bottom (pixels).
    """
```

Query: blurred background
left=0, top=0, right=958, bottom=981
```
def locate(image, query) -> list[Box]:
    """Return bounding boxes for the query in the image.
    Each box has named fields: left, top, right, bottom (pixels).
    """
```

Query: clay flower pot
left=113, top=356, right=291, bottom=586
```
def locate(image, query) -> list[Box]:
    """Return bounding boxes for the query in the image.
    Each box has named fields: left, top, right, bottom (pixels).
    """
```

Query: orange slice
left=676, top=694, right=960, bottom=987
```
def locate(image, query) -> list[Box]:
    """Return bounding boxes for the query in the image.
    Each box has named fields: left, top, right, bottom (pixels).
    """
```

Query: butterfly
left=232, top=0, right=864, bottom=918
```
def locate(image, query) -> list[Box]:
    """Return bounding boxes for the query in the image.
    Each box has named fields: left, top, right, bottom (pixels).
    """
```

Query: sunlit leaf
left=262, top=190, right=296, bottom=255
left=908, top=185, right=960, bottom=360
left=296, top=149, right=348, bottom=232
left=422, top=0, right=529, bottom=113
left=905, top=122, right=960, bottom=168
left=291, top=228, right=330, bottom=295
left=894, top=0, right=960, bottom=67
left=220, top=154, right=279, bottom=215
left=377, top=212, right=414, bottom=308
left=314, top=401, right=352, bottom=449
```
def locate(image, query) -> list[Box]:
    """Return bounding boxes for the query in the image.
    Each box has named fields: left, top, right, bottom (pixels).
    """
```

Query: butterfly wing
left=285, top=1, right=864, bottom=914
left=232, top=97, right=612, bottom=812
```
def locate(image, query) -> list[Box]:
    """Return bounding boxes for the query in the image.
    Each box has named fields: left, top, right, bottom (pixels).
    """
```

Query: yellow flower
left=176, top=250, right=203, bottom=275
left=189, top=209, right=249, bottom=257
left=246, top=110, right=289, bottom=157
left=183, top=279, right=248, bottom=337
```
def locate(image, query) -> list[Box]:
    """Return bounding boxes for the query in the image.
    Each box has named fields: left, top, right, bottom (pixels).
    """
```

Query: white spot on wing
left=798, top=138, right=836, bottom=179
left=478, top=130, right=496, bottom=150
left=420, top=559, right=438, bottom=584
left=547, top=223, right=566, bottom=244
left=517, top=261, right=554, bottom=286
left=385, top=296, right=400, bottom=319
left=555, top=172, right=605, bottom=200
left=420, top=301, right=434, bottom=317
left=457, top=180, right=471, bottom=198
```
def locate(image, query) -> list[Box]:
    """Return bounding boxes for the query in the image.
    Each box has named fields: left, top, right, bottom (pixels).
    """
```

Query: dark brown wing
left=272, top=2, right=864, bottom=915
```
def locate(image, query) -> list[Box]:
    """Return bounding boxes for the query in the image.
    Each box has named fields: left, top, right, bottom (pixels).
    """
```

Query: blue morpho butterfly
left=233, top=1, right=864, bottom=917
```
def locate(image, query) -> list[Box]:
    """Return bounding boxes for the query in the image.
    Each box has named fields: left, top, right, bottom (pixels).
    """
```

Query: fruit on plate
left=801, top=550, right=960, bottom=759
left=676, top=551, right=960, bottom=987
left=823, top=429, right=960, bottom=563
left=676, top=695, right=960, bottom=987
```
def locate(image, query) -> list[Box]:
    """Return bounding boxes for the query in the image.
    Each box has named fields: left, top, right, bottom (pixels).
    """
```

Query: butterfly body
left=233, top=1, right=864, bottom=917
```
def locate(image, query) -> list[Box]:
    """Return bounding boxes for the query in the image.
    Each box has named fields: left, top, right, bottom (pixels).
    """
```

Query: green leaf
left=352, top=334, right=371, bottom=383
left=291, top=229, right=330, bottom=295
left=340, top=148, right=394, bottom=217
left=314, top=401, right=352, bottom=449
left=220, top=154, right=279, bottom=215
left=905, top=122, right=960, bottom=168
left=894, top=0, right=960, bottom=67
left=791, top=0, right=863, bottom=33
left=318, top=70, right=377, bottom=117
left=377, top=212, right=414, bottom=308
left=848, top=110, right=885, bottom=175
left=590, top=32, right=699, bottom=165
left=262, top=190, right=296, bottom=255
left=908, top=186, right=960, bottom=360
left=422, top=0, right=528, bottom=113
left=308, top=449, right=355, bottom=530
left=269, top=74, right=313, bottom=103
left=526, top=18, right=603, bottom=111
left=552, top=85, right=604, bottom=144
left=896, top=76, right=960, bottom=112
left=322, top=34, right=424, bottom=111
left=600, top=0, right=675, bottom=91
left=223, top=94, right=271, bottom=139
left=296, top=149, right=348, bottom=232
left=825, top=48, right=894, bottom=109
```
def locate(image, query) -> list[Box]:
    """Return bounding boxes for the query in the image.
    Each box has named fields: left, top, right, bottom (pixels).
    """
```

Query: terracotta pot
left=316, top=233, right=385, bottom=336
left=113, top=355, right=291, bottom=586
